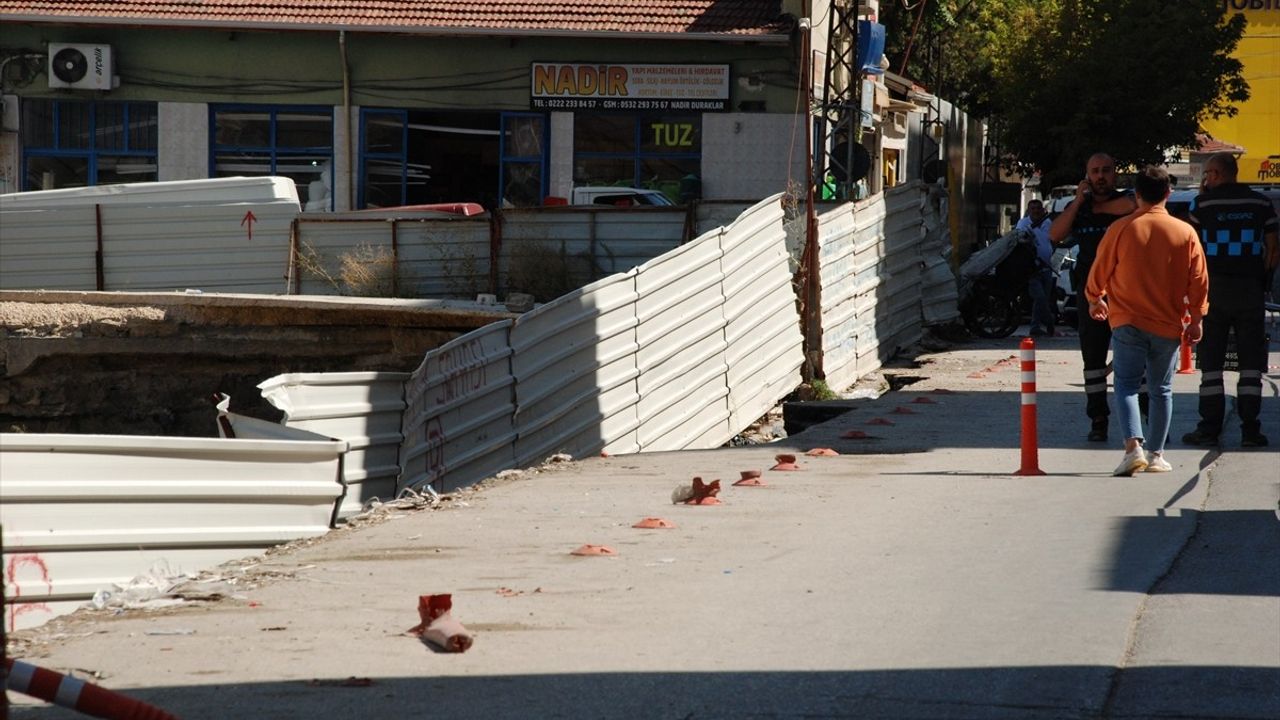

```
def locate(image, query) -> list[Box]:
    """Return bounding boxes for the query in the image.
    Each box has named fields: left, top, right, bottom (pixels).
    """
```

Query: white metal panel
left=0, top=176, right=299, bottom=210
left=399, top=321, right=517, bottom=494
left=719, top=194, right=804, bottom=433
left=816, top=200, right=864, bottom=393
left=633, top=229, right=730, bottom=451
left=921, top=184, right=960, bottom=325
left=100, top=201, right=297, bottom=292
left=500, top=208, right=685, bottom=288
left=511, top=269, right=640, bottom=464
left=0, top=208, right=99, bottom=290
left=295, top=217, right=491, bottom=298
left=258, top=371, right=409, bottom=519
left=0, top=432, right=344, bottom=631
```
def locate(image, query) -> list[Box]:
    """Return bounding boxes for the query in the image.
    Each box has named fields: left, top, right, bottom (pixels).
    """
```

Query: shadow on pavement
left=12, top=665, right=1280, bottom=719
left=1102, top=509, right=1280, bottom=597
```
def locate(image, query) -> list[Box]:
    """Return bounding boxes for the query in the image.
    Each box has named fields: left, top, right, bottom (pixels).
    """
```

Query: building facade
left=0, top=2, right=832, bottom=208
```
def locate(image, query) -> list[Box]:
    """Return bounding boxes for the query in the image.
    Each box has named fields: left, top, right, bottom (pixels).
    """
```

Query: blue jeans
left=1111, top=325, right=1179, bottom=453
left=1027, top=267, right=1055, bottom=332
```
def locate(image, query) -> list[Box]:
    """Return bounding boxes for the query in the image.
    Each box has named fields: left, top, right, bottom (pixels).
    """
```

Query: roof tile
left=0, top=1, right=793, bottom=37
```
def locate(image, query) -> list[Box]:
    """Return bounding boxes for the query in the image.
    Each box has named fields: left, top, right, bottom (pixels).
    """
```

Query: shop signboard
left=530, top=62, right=730, bottom=111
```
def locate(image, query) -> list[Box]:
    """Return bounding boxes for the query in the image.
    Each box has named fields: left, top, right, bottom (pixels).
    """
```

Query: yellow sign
left=1203, top=4, right=1280, bottom=183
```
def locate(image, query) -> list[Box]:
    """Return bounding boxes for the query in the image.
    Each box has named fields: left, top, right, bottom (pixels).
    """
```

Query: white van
left=569, top=186, right=675, bottom=207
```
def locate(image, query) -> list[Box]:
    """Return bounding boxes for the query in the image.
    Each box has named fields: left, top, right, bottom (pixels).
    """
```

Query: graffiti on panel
left=6, top=553, right=54, bottom=631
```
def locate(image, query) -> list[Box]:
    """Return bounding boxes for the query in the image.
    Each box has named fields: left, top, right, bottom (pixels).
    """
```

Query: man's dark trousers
left=1194, top=279, right=1267, bottom=437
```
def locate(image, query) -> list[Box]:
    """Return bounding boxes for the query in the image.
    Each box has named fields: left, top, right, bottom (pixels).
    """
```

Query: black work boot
left=1088, top=417, right=1108, bottom=442
left=1241, top=432, right=1269, bottom=448
left=1181, top=428, right=1220, bottom=446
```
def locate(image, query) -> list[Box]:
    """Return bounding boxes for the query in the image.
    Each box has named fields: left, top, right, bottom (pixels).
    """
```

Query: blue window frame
left=573, top=114, right=702, bottom=203
left=360, top=108, right=410, bottom=209
left=499, top=112, right=549, bottom=208
left=20, top=98, right=157, bottom=190
left=357, top=109, right=546, bottom=210
left=210, top=104, right=334, bottom=210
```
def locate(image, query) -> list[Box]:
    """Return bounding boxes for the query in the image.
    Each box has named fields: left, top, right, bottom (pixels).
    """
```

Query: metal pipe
left=339, top=30, right=354, bottom=211
left=94, top=203, right=105, bottom=291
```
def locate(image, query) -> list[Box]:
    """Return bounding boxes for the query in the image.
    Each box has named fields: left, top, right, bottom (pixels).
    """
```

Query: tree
left=986, top=0, right=1248, bottom=186
left=881, top=0, right=1249, bottom=187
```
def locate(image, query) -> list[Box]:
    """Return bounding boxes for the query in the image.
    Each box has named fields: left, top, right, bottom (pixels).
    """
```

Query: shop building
left=0, top=1, right=835, bottom=209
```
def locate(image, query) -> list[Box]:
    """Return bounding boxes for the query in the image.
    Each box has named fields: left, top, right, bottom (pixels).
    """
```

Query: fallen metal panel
left=399, top=321, right=517, bottom=494
left=634, top=229, right=730, bottom=451
left=0, top=432, right=344, bottom=631
left=719, top=194, right=803, bottom=433
left=295, top=217, right=491, bottom=298
left=920, top=183, right=960, bottom=325
left=0, top=208, right=99, bottom=290
left=511, top=269, right=640, bottom=464
left=0, top=176, right=299, bottom=210
left=257, top=371, right=409, bottom=519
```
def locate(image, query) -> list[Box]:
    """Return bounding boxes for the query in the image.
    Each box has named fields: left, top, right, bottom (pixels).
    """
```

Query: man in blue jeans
left=1084, top=166, right=1209, bottom=476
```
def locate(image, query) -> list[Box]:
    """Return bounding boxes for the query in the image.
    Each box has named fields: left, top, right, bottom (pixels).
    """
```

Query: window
left=573, top=114, right=702, bottom=203
left=21, top=99, right=158, bottom=190
left=500, top=113, right=548, bottom=208
left=211, top=105, right=333, bottom=210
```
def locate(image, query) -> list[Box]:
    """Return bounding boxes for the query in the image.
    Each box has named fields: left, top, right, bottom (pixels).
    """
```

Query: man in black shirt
left=1050, top=153, right=1139, bottom=441
left=1182, top=152, right=1279, bottom=447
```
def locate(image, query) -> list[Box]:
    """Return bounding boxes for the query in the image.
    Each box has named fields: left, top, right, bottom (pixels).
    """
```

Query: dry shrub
left=298, top=241, right=413, bottom=297
left=504, top=241, right=591, bottom=303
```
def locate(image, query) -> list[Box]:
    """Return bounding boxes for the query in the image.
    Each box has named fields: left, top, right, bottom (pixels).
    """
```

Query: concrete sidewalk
left=7, top=331, right=1279, bottom=719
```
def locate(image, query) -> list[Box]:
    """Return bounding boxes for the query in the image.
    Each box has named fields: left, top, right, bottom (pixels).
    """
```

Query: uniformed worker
left=1049, top=152, right=1139, bottom=441
left=1182, top=152, right=1280, bottom=448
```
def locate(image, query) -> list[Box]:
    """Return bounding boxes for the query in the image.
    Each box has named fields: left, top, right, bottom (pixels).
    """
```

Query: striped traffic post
left=4, top=658, right=178, bottom=720
left=1016, top=337, right=1046, bottom=476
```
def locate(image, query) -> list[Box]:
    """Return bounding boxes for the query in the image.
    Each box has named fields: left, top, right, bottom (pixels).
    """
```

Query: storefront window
left=211, top=105, right=333, bottom=210
left=359, top=110, right=531, bottom=210
left=574, top=114, right=702, bottom=203
left=21, top=99, right=158, bottom=190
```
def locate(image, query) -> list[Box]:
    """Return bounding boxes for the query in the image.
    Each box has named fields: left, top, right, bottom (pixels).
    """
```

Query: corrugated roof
left=0, top=1, right=794, bottom=38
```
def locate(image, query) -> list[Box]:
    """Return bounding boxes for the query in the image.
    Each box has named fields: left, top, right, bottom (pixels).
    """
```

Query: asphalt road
left=6, top=328, right=1279, bottom=720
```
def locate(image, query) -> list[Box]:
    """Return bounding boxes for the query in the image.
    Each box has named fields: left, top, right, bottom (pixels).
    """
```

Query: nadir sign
left=241, top=210, right=258, bottom=241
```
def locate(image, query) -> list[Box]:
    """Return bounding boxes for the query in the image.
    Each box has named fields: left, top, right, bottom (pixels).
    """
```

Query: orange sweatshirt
left=1084, top=205, right=1209, bottom=340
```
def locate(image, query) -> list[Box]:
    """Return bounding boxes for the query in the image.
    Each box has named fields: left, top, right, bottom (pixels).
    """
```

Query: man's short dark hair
left=1206, top=152, right=1239, bottom=180
left=1134, top=165, right=1170, bottom=204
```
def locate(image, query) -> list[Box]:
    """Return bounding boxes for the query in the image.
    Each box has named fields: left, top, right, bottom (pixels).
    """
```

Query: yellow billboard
left=1202, top=4, right=1280, bottom=183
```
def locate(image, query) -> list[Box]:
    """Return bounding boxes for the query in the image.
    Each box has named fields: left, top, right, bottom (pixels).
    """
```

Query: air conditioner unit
left=47, top=43, right=115, bottom=90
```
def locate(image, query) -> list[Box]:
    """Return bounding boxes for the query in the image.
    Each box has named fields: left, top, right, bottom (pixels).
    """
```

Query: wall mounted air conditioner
left=47, top=43, right=115, bottom=90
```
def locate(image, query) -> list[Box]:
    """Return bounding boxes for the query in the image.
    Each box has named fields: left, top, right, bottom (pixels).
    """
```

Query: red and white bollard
left=4, top=658, right=178, bottom=720
left=1015, top=337, right=1046, bottom=476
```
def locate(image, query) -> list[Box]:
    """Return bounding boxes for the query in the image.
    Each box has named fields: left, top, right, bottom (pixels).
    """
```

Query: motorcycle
left=959, top=229, right=1065, bottom=339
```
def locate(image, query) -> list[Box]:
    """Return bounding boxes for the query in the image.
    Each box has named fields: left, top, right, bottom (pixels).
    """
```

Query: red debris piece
left=570, top=544, right=618, bottom=556
left=967, top=372, right=987, bottom=379
left=632, top=517, right=677, bottom=529
left=911, top=396, right=937, bottom=404
left=771, top=453, right=801, bottom=471
left=406, top=593, right=473, bottom=653
left=891, top=406, right=917, bottom=415
left=841, top=429, right=871, bottom=439
left=683, top=477, right=723, bottom=504
left=496, top=587, right=523, bottom=597
left=732, top=469, right=766, bottom=487
left=805, top=447, right=839, bottom=456
left=932, top=388, right=956, bottom=395
left=866, top=417, right=895, bottom=426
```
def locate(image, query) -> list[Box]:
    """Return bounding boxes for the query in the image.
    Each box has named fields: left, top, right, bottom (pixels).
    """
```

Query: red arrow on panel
left=241, top=210, right=258, bottom=241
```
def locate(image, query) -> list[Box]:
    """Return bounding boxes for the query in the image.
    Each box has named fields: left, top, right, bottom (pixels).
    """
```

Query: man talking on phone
left=1049, top=152, right=1139, bottom=441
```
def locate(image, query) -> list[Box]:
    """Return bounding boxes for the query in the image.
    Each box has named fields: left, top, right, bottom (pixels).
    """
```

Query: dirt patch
left=0, top=294, right=509, bottom=436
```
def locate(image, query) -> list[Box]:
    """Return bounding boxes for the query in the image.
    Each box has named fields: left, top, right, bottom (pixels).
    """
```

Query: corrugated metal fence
left=395, top=194, right=804, bottom=494
left=817, top=182, right=939, bottom=393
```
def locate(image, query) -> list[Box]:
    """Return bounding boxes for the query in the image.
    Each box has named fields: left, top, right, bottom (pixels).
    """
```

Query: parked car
left=568, top=186, right=675, bottom=207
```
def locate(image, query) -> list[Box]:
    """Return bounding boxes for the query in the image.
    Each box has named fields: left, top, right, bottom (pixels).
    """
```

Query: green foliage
left=993, top=0, right=1247, bottom=186
left=881, top=0, right=1248, bottom=187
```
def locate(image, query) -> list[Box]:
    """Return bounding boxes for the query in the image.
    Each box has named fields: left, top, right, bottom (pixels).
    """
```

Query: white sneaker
left=1145, top=452, right=1172, bottom=473
left=1113, top=447, right=1149, bottom=476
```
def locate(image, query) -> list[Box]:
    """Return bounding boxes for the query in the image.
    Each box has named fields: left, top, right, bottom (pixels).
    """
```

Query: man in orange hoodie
left=1085, top=165, right=1209, bottom=476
